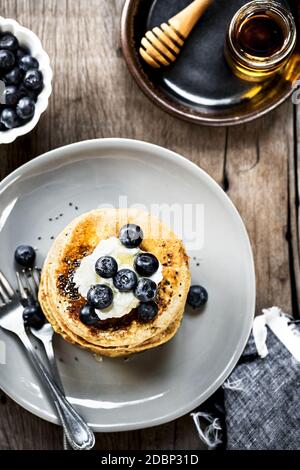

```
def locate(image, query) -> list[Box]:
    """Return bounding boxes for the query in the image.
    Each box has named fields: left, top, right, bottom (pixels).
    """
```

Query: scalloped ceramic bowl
left=0, top=17, right=52, bottom=144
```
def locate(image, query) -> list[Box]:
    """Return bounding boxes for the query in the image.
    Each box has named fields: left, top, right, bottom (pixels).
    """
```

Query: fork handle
left=43, top=338, right=65, bottom=392
left=39, top=337, right=71, bottom=450
left=18, top=332, right=95, bottom=450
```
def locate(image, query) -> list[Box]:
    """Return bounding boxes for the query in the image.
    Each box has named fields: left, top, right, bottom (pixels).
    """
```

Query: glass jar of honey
left=225, top=1, right=297, bottom=82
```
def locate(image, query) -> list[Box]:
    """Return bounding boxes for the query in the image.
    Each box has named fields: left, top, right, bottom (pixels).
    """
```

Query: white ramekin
left=0, top=16, right=53, bottom=144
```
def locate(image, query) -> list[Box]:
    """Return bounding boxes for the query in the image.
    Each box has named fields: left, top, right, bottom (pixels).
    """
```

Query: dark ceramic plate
left=121, top=0, right=300, bottom=126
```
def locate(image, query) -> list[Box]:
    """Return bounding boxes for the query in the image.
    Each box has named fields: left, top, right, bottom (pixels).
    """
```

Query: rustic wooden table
left=0, top=0, right=299, bottom=450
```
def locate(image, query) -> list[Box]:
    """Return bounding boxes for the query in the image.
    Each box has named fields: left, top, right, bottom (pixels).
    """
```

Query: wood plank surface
left=0, top=0, right=299, bottom=450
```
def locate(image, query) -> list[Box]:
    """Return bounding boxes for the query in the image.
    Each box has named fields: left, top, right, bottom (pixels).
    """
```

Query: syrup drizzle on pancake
left=56, top=244, right=174, bottom=332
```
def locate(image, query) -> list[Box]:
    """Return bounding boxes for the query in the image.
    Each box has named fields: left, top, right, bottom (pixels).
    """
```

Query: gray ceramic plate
left=0, top=139, right=255, bottom=431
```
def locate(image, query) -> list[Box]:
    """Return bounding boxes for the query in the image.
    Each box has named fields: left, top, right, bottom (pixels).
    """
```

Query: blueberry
left=95, top=256, right=118, bottom=279
left=23, top=303, right=45, bottom=329
left=87, top=284, right=113, bottom=309
left=134, top=253, right=159, bottom=277
left=14, top=245, right=36, bottom=267
left=16, top=96, right=35, bottom=120
left=3, top=85, right=20, bottom=106
left=0, top=33, right=19, bottom=52
left=19, top=84, right=38, bottom=102
left=134, top=278, right=157, bottom=302
left=3, top=66, right=24, bottom=85
left=0, top=49, right=15, bottom=71
left=19, top=55, right=39, bottom=72
left=119, top=224, right=143, bottom=248
left=187, top=285, right=208, bottom=309
left=23, top=69, right=43, bottom=91
left=0, top=108, right=20, bottom=129
left=79, top=304, right=99, bottom=325
left=16, top=47, right=30, bottom=60
left=0, top=121, right=8, bottom=132
left=137, top=301, right=158, bottom=323
left=113, top=268, right=137, bottom=292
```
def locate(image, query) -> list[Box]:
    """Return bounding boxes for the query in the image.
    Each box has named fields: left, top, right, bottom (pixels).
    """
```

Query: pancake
left=40, top=270, right=183, bottom=356
left=40, top=264, right=184, bottom=356
left=39, top=208, right=190, bottom=357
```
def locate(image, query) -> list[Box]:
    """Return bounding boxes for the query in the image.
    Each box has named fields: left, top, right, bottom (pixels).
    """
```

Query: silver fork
left=16, top=268, right=64, bottom=391
left=16, top=268, right=69, bottom=450
left=0, top=270, right=95, bottom=450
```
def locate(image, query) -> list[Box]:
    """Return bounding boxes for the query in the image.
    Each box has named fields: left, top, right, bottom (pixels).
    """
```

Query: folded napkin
left=192, top=307, right=300, bottom=450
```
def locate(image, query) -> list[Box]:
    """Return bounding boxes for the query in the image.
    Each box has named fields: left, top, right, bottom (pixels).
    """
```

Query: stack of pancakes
left=39, top=208, right=191, bottom=357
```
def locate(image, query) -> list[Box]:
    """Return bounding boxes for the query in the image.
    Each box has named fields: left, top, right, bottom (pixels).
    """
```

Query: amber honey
left=237, top=12, right=285, bottom=57
left=225, top=1, right=297, bottom=82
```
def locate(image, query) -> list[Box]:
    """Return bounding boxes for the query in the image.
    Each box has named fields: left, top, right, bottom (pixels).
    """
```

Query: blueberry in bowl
left=23, top=69, right=43, bottom=91
left=0, top=49, right=15, bottom=71
left=0, top=32, right=19, bottom=52
left=16, top=46, right=30, bottom=60
left=3, top=85, right=21, bottom=106
left=0, top=17, right=52, bottom=144
left=18, top=54, right=39, bottom=72
left=0, top=108, right=20, bottom=129
left=16, top=96, right=35, bottom=120
left=3, top=66, right=24, bottom=86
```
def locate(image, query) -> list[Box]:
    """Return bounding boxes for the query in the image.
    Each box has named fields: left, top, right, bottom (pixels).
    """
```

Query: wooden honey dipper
left=139, top=0, right=214, bottom=68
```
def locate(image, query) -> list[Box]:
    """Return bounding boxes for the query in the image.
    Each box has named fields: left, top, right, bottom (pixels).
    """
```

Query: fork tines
left=0, top=270, right=14, bottom=305
left=16, top=268, right=40, bottom=303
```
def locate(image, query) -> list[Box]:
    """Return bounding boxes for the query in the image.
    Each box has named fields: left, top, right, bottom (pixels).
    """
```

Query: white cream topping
left=73, top=237, right=163, bottom=321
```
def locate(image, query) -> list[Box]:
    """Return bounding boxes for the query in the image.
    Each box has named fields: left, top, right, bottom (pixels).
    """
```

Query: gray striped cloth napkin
left=192, top=307, right=300, bottom=450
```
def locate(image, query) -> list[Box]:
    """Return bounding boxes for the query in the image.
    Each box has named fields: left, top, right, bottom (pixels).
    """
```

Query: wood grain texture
left=0, top=0, right=299, bottom=450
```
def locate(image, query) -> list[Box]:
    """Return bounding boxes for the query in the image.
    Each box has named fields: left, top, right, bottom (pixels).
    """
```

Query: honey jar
left=225, top=1, right=297, bottom=82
